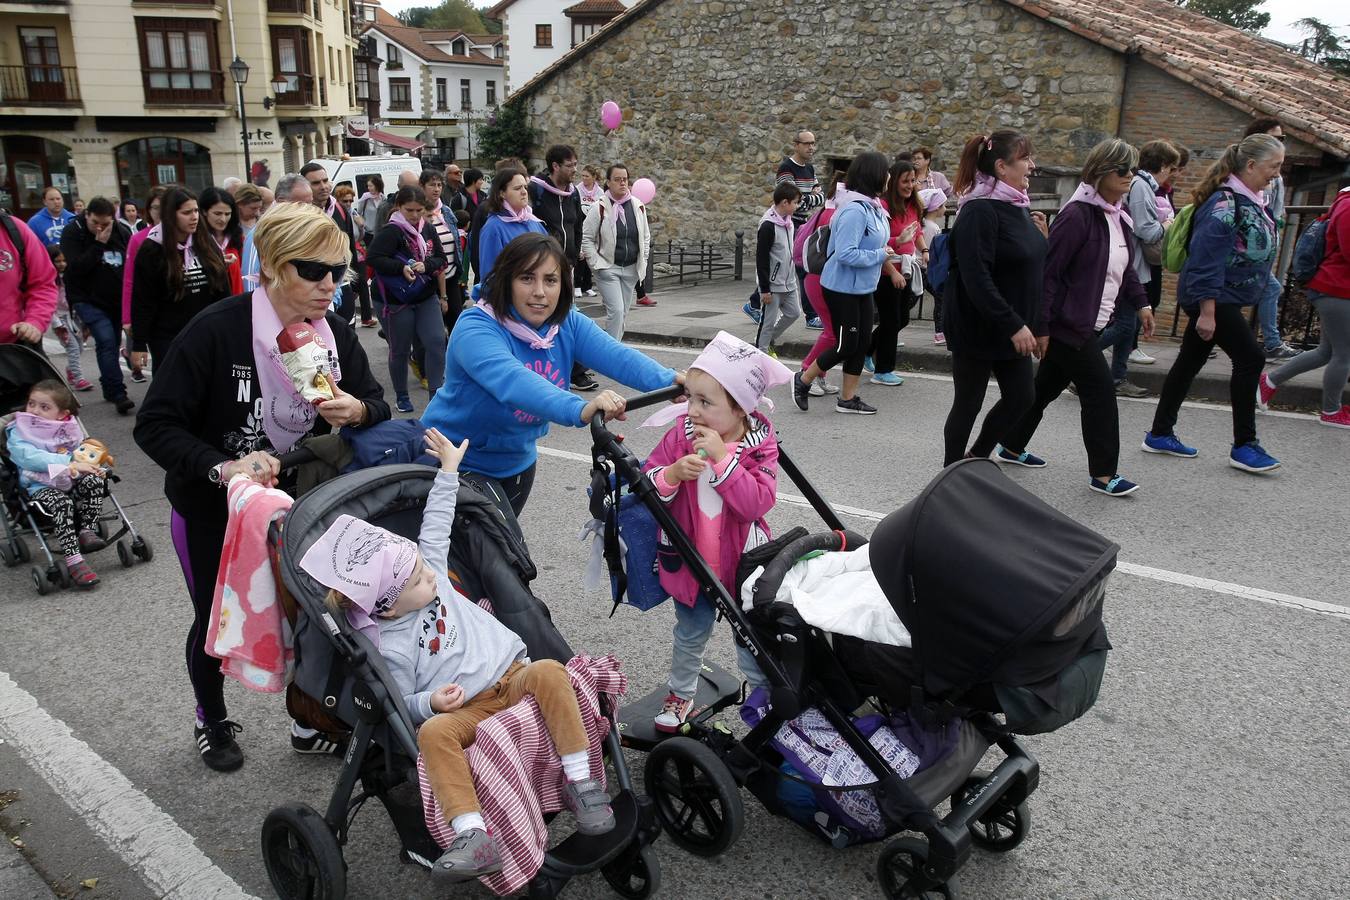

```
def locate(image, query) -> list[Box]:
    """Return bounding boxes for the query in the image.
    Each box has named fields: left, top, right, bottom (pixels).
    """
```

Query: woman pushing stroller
left=300, top=428, right=615, bottom=883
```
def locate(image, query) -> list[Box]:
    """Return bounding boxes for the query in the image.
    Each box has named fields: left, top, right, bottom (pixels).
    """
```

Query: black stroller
left=0, top=343, right=152, bottom=593
left=589, top=386, right=1118, bottom=898
left=263, top=461, right=661, bottom=900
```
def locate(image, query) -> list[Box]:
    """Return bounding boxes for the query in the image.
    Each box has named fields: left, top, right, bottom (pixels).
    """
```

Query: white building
left=485, top=0, right=629, bottom=94
left=366, top=8, right=504, bottom=161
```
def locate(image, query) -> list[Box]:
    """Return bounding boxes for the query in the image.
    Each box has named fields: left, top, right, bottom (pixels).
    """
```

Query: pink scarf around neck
left=1068, top=182, right=1133, bottom=229
left=956, top=172, right=1031, bottom=212
left=473, top=299, right=560, bottom=349
left=13, top=412, right=82, bottom=450
left=606, top=191, right=634, bottom=224
left=146, top=222, right=196, bottom=271
left=578, top=183, right=602, bottom=203
left=529, top=175, right=575, bottom=197
left=388, top=211, right=428, bottom=261
left=1224, top=174, right=1267, bottom=208
left=250, top=285, right=343, bottom=453
left=497, top=200, right=541, bottom=224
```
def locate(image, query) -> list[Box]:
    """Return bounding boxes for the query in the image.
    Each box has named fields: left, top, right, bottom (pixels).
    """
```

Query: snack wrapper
left=277, top=323, right=336, bottom=405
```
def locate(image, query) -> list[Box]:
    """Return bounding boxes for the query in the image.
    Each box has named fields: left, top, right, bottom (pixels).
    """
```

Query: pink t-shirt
left=1095, top=212, right=1129, bottom=330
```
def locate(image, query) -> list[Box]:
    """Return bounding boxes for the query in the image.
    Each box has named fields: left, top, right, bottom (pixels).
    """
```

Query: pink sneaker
left=1319, top=406, right=1350, bottom=429
left=67, top=370, right=94, bottom=392
left=1256, top=372, right=1277, bottom=412
left=653, top=692, right=693, bottom=733
left=934, top=332, right=946, bottom=345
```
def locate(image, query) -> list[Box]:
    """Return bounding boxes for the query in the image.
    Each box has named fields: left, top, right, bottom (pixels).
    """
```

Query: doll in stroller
left=262, top=458, right=661, bottom=900
left=590, top=386, right=1117, bottom=899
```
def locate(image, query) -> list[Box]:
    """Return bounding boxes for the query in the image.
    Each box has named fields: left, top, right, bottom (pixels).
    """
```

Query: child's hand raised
left=430, top=683, right=466, bottom=713
left=691, top=426, right=728, bottom=463
left=424, top=427, right=469, bottom=473
left=664, top=453, right=707, bottom=483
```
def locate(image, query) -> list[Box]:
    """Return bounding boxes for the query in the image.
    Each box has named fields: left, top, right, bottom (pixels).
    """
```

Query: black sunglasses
left=1112, top=166, right=1139, bottom=177
left=290, top=259, right=347, bottom=283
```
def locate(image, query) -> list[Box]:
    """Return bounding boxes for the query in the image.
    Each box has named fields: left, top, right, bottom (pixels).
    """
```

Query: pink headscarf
left=146, top=222, right=197, bottom=271
left=1067, top=182, right=1133, bottom=230
left=644, top=331, right=793, bottom=428
left=298, top=515, right=419, bottom=648
left=12, top=412, right=83, bottom=451
left=473, top=298, right=560, bottom=349
left=956, top=172, right=1031, bottom=212
left=497, top=200, right=542, bottom=224
left=918, top=188, right=947, bottom=212
left=388, top=210, right=428, bottom=261
left=529, top=175, right=575, bottom=197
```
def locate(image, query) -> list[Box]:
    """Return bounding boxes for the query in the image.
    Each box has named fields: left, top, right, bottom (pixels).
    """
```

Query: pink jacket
left=643, top=412, right=777, bottom=607
left=121, top=227, right=152, bottom=326
left=0, top=215, right=59, bottom=343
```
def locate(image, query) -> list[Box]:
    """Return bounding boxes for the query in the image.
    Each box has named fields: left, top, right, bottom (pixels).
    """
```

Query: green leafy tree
left=1181, top=0, right=1270, bottom=32
left=476, top=102, right=535, bottom=166
left=1293, top=17, right=1350, bottom=77
left=398, top=1, right=487, bottom=32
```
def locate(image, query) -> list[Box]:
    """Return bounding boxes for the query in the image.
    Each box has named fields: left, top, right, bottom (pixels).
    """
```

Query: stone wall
left=523, top=0, right=1125, bottom=242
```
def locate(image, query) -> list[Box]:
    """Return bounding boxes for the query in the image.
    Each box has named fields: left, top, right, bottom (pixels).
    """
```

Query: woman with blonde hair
left=135, top=202, right=389, bottom=773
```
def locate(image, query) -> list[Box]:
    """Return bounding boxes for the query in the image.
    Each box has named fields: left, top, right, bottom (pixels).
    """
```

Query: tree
left=1293, top=17, right=1350, bottom=77
left=1181, top=0, right=1270, bottom=32
left=398, top=1, right=487, bottom=33
left=476, top=102, right=535, bottom=167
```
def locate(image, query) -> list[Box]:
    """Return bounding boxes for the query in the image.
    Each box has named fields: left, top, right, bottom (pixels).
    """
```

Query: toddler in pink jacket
left=642, top=331, right=792, bottom=732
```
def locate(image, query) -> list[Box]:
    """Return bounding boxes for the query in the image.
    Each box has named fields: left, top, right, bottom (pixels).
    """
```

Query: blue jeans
left=1257, top=271, right=1283, bottom=351
left=669, top=591, right=767, bottom=698
left=1097, top=304, right=1137, bottom=383
left=72, top=302, right=126, bottom=401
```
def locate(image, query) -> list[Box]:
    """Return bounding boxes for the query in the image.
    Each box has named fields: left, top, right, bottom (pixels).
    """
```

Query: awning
left=369, top=128, right=424, bottom=152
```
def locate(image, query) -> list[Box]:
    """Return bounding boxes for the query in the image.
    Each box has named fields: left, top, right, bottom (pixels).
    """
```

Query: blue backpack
left=586, top=469, right=667, bottom=614
left=926, top=231, right=952, bottom=299
left=1291, top=193, right=1349, bottom=284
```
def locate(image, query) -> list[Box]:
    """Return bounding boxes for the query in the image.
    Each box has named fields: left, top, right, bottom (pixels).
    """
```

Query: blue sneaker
left=1229, top=441, right=1280, bottom=473
left=742, top=301, right=762, bottom=325
left=994, top=445, right=1047, bottom=468
left=805, top=317, right=824, bottom=330
left=1141, top=432, right=1198, bottom=458
left=1089, top=475, right=1139, bottom=497
left=396, top=396, right=414, bottom=414
left=870, top=372, right=904, bottom=386
left=863, top=356, right=876, bottom=373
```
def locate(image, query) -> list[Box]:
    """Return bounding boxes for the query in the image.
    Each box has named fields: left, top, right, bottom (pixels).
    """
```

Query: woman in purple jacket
left=995, top=139, right=1154, bottom=496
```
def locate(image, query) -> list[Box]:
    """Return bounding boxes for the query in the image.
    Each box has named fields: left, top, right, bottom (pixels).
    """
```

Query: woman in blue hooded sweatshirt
left=422, top=233, right=679, bottom=514
left=473, top=169, right=547, bottom=299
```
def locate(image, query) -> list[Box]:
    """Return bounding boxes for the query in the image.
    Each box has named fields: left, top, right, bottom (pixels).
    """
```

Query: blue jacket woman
left=473, top=169, right=547, bottom=298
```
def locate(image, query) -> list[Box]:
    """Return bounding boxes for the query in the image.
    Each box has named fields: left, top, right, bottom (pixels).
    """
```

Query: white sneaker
left=1128, top=348, right=1155, bottom=365
left=574, top=287, right=583, bottom=298
left=818, top=377, right=840, bottom=395
left=808, top=379, right=825, bottom=397
left=584, top=288, right=598, bottom=297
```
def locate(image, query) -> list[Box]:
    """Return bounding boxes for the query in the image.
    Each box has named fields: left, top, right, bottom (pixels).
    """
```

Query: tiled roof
left=564, top=0, right=626, bottom=17
left=1005, top=0, right=1350, bottom=157
left=373, top=6, right=402, bottom=28
left=483, top=0, right=519, bottom=21
left=374, top=22, right=504, bottom=67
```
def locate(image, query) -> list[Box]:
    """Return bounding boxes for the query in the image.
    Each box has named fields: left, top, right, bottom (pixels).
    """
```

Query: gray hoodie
left=377, top=471, right=527, bottom=724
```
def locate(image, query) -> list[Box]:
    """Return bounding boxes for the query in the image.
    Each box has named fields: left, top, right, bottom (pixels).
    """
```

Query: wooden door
left=19, top=29, right=65, bottom=103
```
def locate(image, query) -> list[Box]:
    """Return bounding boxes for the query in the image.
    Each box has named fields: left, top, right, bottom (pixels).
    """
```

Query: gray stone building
left=509, top=0, right=1350, bottom=242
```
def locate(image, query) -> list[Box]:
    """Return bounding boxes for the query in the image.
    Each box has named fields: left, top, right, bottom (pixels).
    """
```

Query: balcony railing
left=267, top=0, right=310, bottom=14
left=274, top=74, right=316, bottom=106
left=142, top=69, right=225, bottom=105
left=0, top=65, right=81, bottom=106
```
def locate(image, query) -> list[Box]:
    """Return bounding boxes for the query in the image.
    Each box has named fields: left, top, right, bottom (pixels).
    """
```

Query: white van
left=306, top=155, right=422, bottom=196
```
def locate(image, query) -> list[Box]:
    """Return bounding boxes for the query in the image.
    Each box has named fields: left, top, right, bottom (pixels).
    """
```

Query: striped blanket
left=417, top=653, right=627, bottom=895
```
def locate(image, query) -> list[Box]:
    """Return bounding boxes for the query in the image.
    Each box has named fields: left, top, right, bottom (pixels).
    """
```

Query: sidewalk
left=594, top=279, right=1328, bottom=413
left=0, top=834, right=59, bottom=900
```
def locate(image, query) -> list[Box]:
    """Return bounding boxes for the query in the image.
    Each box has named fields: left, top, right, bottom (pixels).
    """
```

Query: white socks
left=292, top=723, right=318, bottom=738
left=451, top=812, right=486, bottom=834
left=560, top=750, right=591, bottom=783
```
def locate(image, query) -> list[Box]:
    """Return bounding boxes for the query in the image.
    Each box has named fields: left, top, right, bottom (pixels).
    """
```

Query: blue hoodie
left=27, top=208, right=76, bottom=247
left=421, top=305, right=676, bottom=477
left=820, top=201, right=889, bottom=295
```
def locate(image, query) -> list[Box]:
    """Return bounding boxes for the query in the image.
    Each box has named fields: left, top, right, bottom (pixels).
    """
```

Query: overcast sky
left=373, top=0, right=1348, bottom=47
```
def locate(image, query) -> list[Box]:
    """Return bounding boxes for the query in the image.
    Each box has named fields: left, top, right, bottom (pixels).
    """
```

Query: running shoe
left=792, top=371, right=810, bottom=411
left=585, top=288, right=598, bottom=297
left=67, top=368, right=94, bottom=392
left=1141, top=432, right=1198, bottom=458
left=1264, top=343, right=1300, bottom=362
left=863, top=356, right=875, bottom=373
left=870, top=372, right=903, bottom=386
left=636, top=295, right=657, bottom=307
left=562, top=778, right=616, bottom=835
left=742, top=301, right=762, bottom=325
left=1229, top=441, right=1280, bottom=473
left=195, top=720, right=244, bottom=772
left=573, top=287, right=583, bottom=298
left=994, top=445, right=1047, bottom=468
left=1256, top=372, right=1277, bottom=412
left=1128, top=348, right=1156, bottom=365
left=1320, top=406, right=1350, bottom=429
left=818, top=377, right=839, bottom=394
left=360, top=318, right=378, bottom=328
left=396, top=396, right=414, bottom=414
left=1115, top=380, right=1149, bottom=398
left=1089, top=475, right=1140, bottom=497
left=430, top=829, right=504, bottom=883
left=291, top=726, right=348, bottom=757
left=572, top=371, right=599, bottom=392
left=654, top=692, right=694, bottom=733
left=835, top=396, right=877, bottom=415
left=807, top=379, right=825, bottom=397
left=805, top=317, right=824, bottom=330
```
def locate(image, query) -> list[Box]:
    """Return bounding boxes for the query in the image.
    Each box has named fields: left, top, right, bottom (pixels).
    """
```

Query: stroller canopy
left=868, top=459, right=1118, bottom=701
left=0, top=344, right=66, bottom=414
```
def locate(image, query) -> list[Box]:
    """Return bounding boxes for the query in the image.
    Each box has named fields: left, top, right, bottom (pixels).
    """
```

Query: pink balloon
left=600, top=100, right=622, bottom=131
left=631, top=177, right=656, bottom=204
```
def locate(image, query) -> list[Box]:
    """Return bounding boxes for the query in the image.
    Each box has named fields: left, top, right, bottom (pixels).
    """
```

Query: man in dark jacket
left=528, top=145, right=596, bottom=390
left=301, top=162, right=358, bottom=325
left=59, top=197, right=134, bottom=413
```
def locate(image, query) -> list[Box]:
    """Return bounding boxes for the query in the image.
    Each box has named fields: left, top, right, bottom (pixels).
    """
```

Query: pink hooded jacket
left=0, top=215, right=59, bottom=344
left=643, top=412, right=777, bottom=607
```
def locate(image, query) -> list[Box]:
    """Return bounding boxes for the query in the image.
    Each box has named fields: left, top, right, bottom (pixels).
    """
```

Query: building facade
left=486, top=0, right=628, bottom=93
left=0, top=0, right=359, bottom=219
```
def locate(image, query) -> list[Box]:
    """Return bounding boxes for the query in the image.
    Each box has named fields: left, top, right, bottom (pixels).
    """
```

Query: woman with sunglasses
left=995, top=139, right=1154, bottom=496
left=135, top=203, right=389, bottom=774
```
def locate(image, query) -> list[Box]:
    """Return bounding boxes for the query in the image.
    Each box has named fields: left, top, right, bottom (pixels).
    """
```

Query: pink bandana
left=497, top=200, right=542, bottom=224
left=761, top=206, right=795, bottom=230
left=578, top=182, right=602, bottom=203
left=606, top=191, right=633, bottom=224
left=388, top=211, right=428, bottom=261
left=146, top=222, right=197, bottom=272
left=529, top=175, right=576, bottom=197
left=1067, top=182, right=1133, bottom=230
left=298, top=515, right=419, bottom=648
left=918, top=188, right=947, bottom=212
left=956, top=172, right=1031, bottom=212
left=473, top=299, right=560, bottom=349
left=1224, top=174, right=1268, bottom=208
left=13, top=412, right=82, bottom=451
left=250, top=285, right=344, bottom=453
left=644, top=330, right=793, bottom=428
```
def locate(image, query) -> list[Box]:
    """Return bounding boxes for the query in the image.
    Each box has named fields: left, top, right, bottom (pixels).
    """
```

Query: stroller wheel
left=877, top=837, right=961, bottom=899
left=53, top=563, right=71, bottom=590
left=0, top=542, right=13, bottom=567
left=601, top=844, right=661, bottom=899
left=261, top=802, right=347, bottom=900
left=117, top=541, right=134, bottom=569
left=952, top=777, right=1031, bottom=853
left=15, top=536, right=30, bottom=563
left=132, top=537, right=153, bottom=563
left=31, top=566, right=50, bottom=596
left=643, top=736, right=744, bottom=857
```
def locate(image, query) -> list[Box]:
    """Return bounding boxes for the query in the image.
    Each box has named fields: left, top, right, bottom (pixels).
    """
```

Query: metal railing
left=645, top=233, right=745, bottom=288
left=274, top=74, right=316, bottom=106
left=0, top=65, right=81, bottom=105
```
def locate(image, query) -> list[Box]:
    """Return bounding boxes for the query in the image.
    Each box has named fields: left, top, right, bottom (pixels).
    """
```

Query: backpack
left=803, top=202, right=871, bottom=276
left=926, top=231, right=951, bottom=298
left=0, top=210, right=26, bottom=281
left=1162, top=186, right=1234, bottom=274
left=1291, top=192, right=1350, bottom=284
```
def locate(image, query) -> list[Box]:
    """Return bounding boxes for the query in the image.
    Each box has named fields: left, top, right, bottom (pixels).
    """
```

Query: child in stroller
left=5, top=378, right=112, bottom=587
left=299, top=428, right=616, bottom=882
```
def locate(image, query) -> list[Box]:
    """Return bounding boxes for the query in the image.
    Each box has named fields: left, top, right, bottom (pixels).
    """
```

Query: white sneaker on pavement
left=1129, top=348, right=1155, bottom=365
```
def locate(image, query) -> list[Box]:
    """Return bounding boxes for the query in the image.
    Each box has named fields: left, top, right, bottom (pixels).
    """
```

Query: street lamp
left=228, top=56, right=251, bottom=181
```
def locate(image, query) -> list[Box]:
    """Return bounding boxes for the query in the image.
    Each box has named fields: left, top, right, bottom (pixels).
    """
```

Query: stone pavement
left=586, top=277, right=1330, bottom=413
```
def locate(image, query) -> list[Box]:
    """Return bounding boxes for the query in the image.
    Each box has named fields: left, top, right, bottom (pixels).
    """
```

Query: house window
left=436, top=77, right=448, bottom=111
left=362, top=5, right=374, bottom=21
left=388, top=77, right=411, bottom=111
left=270, top=26, right=315, bottom=105
left=494, top=44, right=503, bottom=59
left=136, top=18, right=222, bottom=104
left=17, top=27, right=70, bottom=104
left=460, top=78, right=470, bottom=109
left=535, top=24, right=552, bottom=48
left=452, top=39, right=466, bottom=56
left=573, top=22, right=600, bottom=47
left=386, top=43, right=402, bottom=69
left=486, top=80, right=495, bottom=106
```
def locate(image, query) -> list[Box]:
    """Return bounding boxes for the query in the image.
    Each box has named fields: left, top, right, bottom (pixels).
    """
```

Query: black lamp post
left=228, top=56, right=251, bottom=181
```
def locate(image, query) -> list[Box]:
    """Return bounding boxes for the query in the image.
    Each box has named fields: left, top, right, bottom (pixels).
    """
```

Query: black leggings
left=1001, top=336, right=1119, bottom=476
left=1151, top=304, right=1263, bottom=447
left=870, top=276, right=904, bottom=374
left=944, top=352, right=1035, bottom=465
left=171, top=511, right=230, bottom=723
left=816, top=287, right=875, bottom=377
left=463, top=463, right=537, bottom=518
left=30, top=476, right=106, bottom=558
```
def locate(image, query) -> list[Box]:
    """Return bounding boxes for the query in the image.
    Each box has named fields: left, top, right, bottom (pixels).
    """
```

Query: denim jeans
left=669, top=591, right=767, bottom=699
left=72, top=302, right=126, bottom=401
left=1257, top=271, right=1283, bottom=351
left=383, top=298, right=446, bottom=399
left=1096, top=303, right=1137, bottom=382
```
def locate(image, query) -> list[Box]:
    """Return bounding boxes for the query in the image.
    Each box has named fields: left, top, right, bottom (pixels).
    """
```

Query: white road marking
left=0, top=670, right=257, bottom=900
left=541, top=445, right=1346, bottom=622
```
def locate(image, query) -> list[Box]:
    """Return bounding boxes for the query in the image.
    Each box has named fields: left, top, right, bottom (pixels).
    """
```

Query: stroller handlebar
left=589, top=383, right=686, bottom=444
left=276, top=446, right=319, bottom=471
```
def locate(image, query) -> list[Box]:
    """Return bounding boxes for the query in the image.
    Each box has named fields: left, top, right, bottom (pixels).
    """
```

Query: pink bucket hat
left=644, top=330, right=793, bottom=427
left=298, top=515, right=419, bottom=646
